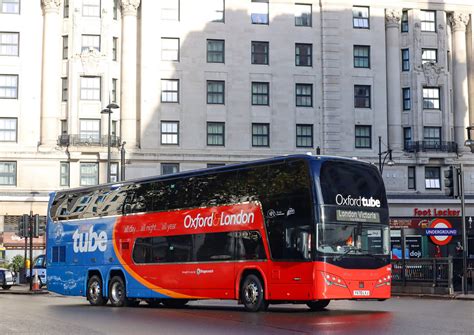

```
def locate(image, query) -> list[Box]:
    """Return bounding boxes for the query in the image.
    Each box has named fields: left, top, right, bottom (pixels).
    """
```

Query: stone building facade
left=0, top=0, right=474, bottom=260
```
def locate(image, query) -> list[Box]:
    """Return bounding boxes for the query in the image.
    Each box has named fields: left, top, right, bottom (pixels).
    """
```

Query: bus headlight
left=375, top=275, right=391, bottom=288
left=321, top=272, right=347, bottom=288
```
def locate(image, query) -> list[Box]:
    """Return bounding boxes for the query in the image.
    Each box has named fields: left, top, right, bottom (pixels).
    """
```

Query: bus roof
left=53, top=154, right=374, bottom=196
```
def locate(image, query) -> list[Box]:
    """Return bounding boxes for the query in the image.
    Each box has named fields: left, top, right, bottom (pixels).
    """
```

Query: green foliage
left=8, top=255, right=24, bottom=273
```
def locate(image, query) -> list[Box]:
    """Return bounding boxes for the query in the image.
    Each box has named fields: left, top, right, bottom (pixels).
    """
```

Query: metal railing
left=57, top=134, right=121, bottom=147
left=391, top=257, right=454, bottom=293
left=404, top=141, right=458, bottom=153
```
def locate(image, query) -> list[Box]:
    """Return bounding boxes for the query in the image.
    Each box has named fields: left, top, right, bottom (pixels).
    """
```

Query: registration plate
left=353, top=290, right=370, bottom=296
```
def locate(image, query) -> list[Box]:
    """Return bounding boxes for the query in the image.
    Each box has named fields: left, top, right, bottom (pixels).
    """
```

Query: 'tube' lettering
left=72, top=227, right=108, bottom=253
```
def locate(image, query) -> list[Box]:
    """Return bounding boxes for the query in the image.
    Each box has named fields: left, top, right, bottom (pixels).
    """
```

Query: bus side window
left=235, top=231, right=266, bottom=260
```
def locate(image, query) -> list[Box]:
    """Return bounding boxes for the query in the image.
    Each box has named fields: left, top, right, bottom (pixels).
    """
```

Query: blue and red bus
left=46, top=155, right=391, bottom=311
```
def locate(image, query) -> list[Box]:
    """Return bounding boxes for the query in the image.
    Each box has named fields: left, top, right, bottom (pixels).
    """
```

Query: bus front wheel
left=241, top=274, right=268, bottom=312
left=87, top=275, right=107, bottom=306
left=307, top=299, right=330, bottom=311
left=109, top=276, right=127, bottom=307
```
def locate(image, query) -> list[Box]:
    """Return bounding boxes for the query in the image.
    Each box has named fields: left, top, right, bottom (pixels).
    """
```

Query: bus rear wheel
left=307, top=299, right=330, bottom=311
left=241, top=274, right=268, bottom=312
left=161, top=299, right=189, bottom=308
left=109, top=276, right=127, bottom=307
left=87, top=275, right=107, bottom=306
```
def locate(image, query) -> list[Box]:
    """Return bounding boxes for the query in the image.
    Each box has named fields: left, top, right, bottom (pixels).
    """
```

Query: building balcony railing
left=404, top=141, right=458, bottom=153
left=57, top=134, right=121, bottom=147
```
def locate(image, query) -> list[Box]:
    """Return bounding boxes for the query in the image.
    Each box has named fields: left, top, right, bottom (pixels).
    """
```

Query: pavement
left=1, top=284, right=473, bottom=300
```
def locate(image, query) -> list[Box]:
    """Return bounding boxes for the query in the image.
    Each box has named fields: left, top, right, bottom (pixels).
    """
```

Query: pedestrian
left=434, top=245, right=442, bottom=258
left=455, top=241, right=463, bottom=257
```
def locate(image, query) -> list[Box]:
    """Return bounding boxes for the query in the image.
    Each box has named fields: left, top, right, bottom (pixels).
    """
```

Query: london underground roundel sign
left=427, top=218, right=456, bottom=246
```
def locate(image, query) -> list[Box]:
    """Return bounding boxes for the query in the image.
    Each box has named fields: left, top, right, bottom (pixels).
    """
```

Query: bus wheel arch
left=86, top=271, right=108, bottom=306
left=238, top=269, right=268, bottom=312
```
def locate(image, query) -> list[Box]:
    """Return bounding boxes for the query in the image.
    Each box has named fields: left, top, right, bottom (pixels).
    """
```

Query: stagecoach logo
left=196, top=268, right=214, bottom=276
left=72, top=227, right=108, bottom=253
left=335, top=194, right=381, bottom=208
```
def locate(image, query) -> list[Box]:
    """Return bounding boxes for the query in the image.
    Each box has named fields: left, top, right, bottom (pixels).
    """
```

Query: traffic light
left=444, top=166, right=459, bottom=198
left=33, top=214, right=40, bottom=238
left=18, top=214, right=29, bottom=237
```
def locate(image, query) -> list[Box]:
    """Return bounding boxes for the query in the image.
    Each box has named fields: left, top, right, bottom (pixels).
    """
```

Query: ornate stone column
left=449, top=12, right=470, bottom=148
left=120, top=0, right=140, bottom=148
left=40, top=0, right=62, bottom=146
left=385, top=9, right=402, bottom=151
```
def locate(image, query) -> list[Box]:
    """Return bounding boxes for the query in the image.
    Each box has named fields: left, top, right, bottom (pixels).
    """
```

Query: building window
left=402, top=88, right=411, bottom=110
left=112, top=37, right=118, bottom=61
left=79, top=119, right=100, bottom=142
left=353, top=45, right=370, bottom=68
left=210, top=0, right=224, bottom=22
left=0, top=118, right=17, bottom=142
left=402, top=49, right=409, bottom=71
left=0, top=74, right=18, bottom=99
left=295, top=83, right=312, bottom=107
left=80, top=162, right=99, bottom=186
left=161, top=163, right=179, bottom=175
left=251, top=82, right=269, bottom=106
left=422, top=49, right=437, bottom=64
left=161, top=37, right=179, bottom=61
left=80, top=76, right=101, bottom=100
left=401, top=10, right=408, bottom=32
left=111, top=78, right=117, bottom=103
left=60, top=162, right=69, bottom=187
left=354, top=85, right=371, bottom=108
left=207, top=122, right=225, bottom=146
left=295, top=43, right=312, bottom=66
left=110, top=162, right=119, bottom=182
left=111, top=120, right=117, bottom=137
left=353, top=6, right=369, bottom=29
left=61, top=120, right=68, bottom=134
left=0, top=32, right=19, bottom=56
left=1, top=0, right=19, bottom=14
left=355, top=125, right=371, bottom=148
left=161, top=0, right=179, bottom=21
left=207, top=163, right=225, bottom=168
left=423, top=87, right=440, bottom=109
left=82, top=0, right=101, bottom=17
left=250, top=0, right=269, bottom=25
left=296, top=124, right=313, bottom=148
left=161, top=121, right=179, bottom=145
left=82, top=34, right=100, bottom=52
left=207, top=39, right=224, bottom=63
left=62, top=35, right=68, bottom=59
left=207, top=80, right=225, bottom=104
left=295, top=3, right=311, bottom=27
left=251, top=41, right=269, bottom=65
left=252, top=123, right=270, bottom=147
left=161, top=79, right=179, bottom=103
left=403, top=127, right=412, bottom=150
left=0, top=162, right=16, bottom=186
left=64, top=0, right=69, bottom=18
left=61, top=77, right=68, bottom=102
left=408, top=166, right=416, bottom=190
left=425, top=167, right=440, bottom=189
left=420, top=10, right=436, bottom=32
left=112, top=0, right=118, bottom=20
left=423, top=127, right=441, bottom=148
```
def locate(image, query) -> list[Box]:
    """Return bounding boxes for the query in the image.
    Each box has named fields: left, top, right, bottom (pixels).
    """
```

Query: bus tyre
left=109, top=276, right=127, bottom=307
left=161, top=299, right=189, bottom=308
left=307, top=300, right=330, bottom=311
left=87, top=275, right=107, bottom=306
left=2, top=285, right=11, bottom=290
left=241, top=274, right=268, bottom=312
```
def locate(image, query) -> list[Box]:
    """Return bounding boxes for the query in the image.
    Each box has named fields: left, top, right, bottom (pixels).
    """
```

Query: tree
left=8, top=255, right=24, bottom=273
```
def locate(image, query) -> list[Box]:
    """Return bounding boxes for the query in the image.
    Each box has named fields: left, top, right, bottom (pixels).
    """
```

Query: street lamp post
left=378, top=136, right=395, bottom=173
left=101, top=103, right=119, bottom=183
left=120, top=141, right=126, bottom=181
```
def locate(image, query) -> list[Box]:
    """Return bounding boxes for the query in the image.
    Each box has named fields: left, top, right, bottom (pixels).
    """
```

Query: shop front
left=388, top=205, right=474, bottom=293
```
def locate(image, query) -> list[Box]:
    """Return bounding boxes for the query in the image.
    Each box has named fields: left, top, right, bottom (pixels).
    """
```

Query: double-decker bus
left=46, top=155, right=391, bottom=312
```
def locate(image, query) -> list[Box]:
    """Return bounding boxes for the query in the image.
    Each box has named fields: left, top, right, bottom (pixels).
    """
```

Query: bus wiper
left=334, top=246, right=363, bottom=261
